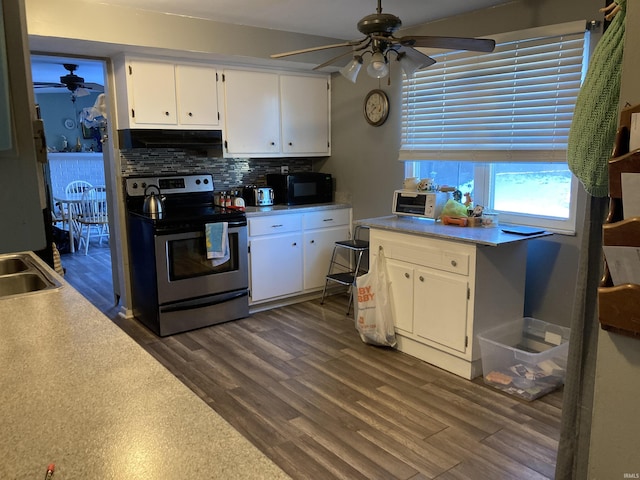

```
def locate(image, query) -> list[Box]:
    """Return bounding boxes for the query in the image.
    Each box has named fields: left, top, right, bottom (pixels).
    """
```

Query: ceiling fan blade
left=398, top=46, right=437, bottom=70
left=34, top=82, right=64, bottom=88
left=271, top=38, right=367, bottom=59
left=83, top=82, right=104, bottom=92
left=312, top=50, right=358, bottom=71
left=399, top=36, right=496, bottom=53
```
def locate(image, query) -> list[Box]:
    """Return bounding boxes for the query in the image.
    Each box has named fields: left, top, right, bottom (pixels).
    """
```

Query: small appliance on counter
left=241, top=186, right=274, bottom=206
left=392, top=189, right=449, bottom=219
left=266, top=172, right=333, bottom=205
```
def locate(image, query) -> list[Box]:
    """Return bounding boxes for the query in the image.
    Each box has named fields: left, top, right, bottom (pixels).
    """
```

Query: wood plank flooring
left=60, top=246, right=563, bottom=480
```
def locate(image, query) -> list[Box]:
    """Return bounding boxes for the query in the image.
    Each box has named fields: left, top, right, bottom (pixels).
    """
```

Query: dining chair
left=74, top=186, right=109, bottom=255
left=64, top=181, right=94, bottom=250
left=65, top=180, right=93, bottom=196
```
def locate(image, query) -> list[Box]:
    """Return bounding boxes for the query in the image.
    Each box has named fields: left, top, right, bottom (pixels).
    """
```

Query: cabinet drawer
left=387, top=243, right=470, bottom=276
left=304, top=209, right=350, bottom=230
left=249, top=214, right=302, bottom=236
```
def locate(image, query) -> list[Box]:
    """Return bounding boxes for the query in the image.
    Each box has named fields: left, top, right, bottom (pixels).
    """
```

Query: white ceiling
left=31, top=0, right=513, bottom=87
left=80, top=0, right=512, bottom=39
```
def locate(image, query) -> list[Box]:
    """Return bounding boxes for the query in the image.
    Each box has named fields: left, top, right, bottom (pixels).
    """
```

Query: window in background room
left=401, top=20, right=591, bottom=234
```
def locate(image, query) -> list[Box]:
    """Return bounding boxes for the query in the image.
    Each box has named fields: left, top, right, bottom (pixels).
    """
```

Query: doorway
left=31, top=54, right=120, bottom=314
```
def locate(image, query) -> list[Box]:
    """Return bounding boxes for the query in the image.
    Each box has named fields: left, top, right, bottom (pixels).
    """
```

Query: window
left=401, top=21, right=590, bottom=234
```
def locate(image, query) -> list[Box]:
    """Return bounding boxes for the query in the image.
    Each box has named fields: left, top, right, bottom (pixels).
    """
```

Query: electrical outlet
left=280, top=165, right=289, bottom=174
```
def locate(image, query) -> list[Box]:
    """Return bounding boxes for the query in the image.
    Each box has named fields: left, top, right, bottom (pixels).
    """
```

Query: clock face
left=364, top=89, right=389, bottom=126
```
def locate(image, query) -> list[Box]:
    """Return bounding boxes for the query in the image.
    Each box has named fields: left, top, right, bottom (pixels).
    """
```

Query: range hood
left=118, top=129, right=223, bottom=154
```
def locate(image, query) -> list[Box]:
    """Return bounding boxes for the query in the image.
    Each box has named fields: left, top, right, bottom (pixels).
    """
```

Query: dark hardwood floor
left=61, top=245, right=563, bottom=480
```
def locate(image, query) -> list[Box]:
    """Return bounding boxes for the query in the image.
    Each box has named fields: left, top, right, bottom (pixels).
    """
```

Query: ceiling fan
left=271, top=0, right=496, bottom=82
left=34, top=63, right=104, bottom=100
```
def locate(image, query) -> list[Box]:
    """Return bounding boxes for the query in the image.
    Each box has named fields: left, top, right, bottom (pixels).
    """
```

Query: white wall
left=588, top=1, right=640, bottom=476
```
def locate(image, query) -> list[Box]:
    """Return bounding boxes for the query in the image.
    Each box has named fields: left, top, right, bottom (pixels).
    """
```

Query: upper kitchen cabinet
left=222, top=69, right=280, bottom=155
left=222, top=69, right=330, bottom=158
left=114, top=57, right=220, bottom=129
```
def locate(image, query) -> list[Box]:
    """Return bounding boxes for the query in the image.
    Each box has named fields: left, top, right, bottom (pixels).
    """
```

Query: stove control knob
left=132, top=182, right=138, bottom=189
left=203, top=178, right=209, bottom=184
left=196, top=179, right=201, bottom=185
left=141, top=182, right=147, bottom=189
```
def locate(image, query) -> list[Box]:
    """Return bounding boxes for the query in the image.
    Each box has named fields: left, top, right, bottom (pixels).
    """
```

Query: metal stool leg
left=346, top=248, right=365, bottom=315
left=321, top=244, right=339, bottom=305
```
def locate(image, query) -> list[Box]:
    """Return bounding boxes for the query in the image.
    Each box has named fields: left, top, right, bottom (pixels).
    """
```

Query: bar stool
left=320, top=225, right=369, bottom=315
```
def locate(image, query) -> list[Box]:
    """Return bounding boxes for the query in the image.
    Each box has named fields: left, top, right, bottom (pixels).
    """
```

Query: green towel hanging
left=567, top=0, right=626, bottom=197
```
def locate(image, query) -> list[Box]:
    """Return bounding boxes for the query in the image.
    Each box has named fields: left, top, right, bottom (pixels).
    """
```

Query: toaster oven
left=392, top=190, right=449, bottom=219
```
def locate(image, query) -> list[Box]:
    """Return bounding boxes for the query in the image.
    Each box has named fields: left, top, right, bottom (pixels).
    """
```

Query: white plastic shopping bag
left=355, top=246, right=397, bottom=347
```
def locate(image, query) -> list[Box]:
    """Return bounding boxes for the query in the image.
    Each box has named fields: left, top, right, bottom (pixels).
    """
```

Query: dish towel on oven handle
left=205, top=222, right=229, bottom=266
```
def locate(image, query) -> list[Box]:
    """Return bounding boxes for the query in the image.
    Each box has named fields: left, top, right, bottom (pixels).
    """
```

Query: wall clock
left=63, top=118, right=76, bottom=130
left=363, top=89, right=389, bottom=126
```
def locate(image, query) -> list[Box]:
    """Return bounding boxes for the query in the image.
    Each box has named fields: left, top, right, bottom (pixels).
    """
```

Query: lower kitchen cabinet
left=250, top=232, right=303, bottom=302
left=370, top=228, right=527, bottom=379
left=248, top=207, right=351, bottom=305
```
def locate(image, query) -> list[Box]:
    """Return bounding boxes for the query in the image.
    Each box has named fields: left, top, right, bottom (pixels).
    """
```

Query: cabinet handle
left=270, top=141, right=275, bottom=146
left=271, top=224, right=283, bottom=228
left=289, top=142, right=293, bottom=146
left=419, top=276, right=425, bottom=282
left=164, top=111, right=170, bottom=116
left=310, top=240, right=315, bottom=244
left=404, top=273, right=410, bottom=279
left=323, top=218, right=334, bottom=222
left=188, top=112, right=193, bottom=117
left=292, top=242, right=297, bottom=246
left=451, top=260, right=457, bottom=267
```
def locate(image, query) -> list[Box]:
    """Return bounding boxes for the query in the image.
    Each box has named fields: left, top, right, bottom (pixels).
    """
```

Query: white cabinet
left=370, top=229, right=528, bottom=379
left=115, top=58, right=220, bottom=129
left=248, top=208, right=351, bottom=305
left=248, top=213, right=303, bottom=302
left=222, top=69, right=330, bottom=157
left=280, top=75, right=330, bottom=156
left=222, top=69, right=281, bottom=155
left=303, top=210, right=350, bottom=290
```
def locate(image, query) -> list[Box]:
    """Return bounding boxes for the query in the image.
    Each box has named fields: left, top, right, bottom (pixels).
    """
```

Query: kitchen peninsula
left=355, top=215, right=551, bottom=379
left=0, top=253, right=289, bottom=479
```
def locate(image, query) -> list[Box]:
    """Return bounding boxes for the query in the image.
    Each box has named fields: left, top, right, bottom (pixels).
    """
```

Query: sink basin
left=0, top=273, right=49, bottom=296
left=0, top=258, right=29, bottom=275
left=0, top=253, right=62, bottom=299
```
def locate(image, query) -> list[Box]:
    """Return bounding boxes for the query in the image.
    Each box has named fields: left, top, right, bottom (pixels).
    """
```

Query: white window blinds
left=400, top=20, right=588, bottom=162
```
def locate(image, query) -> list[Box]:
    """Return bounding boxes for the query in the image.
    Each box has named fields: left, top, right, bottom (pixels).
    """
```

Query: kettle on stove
left=143, top=184, right=165, bottom=217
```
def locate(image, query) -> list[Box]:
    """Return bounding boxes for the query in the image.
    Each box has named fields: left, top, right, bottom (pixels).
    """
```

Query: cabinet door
left=249, top=233, right=302, bottom=302
left=386, top=258, right=415, bottom=334
left=175, top=65, right=219, bottom=126
left=413, top=267, right=469, bottom=353
left=303, top=225, right=349, bottom=291
left=280, top=75, right=329, bottom=155
left=128, top=61, right=177, bottom=125
left=223, top=70, right=280, bottom=155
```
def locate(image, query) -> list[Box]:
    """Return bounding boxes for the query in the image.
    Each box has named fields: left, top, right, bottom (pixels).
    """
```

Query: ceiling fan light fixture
left=339, top=55, right=364, bottom=83
left=397, top=52, right=422, bottom=77
left=367, top=51, right=389, bottom=79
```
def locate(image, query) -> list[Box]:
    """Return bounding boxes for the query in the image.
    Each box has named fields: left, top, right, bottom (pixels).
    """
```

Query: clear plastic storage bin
left=477, top=317, right=571, bottom=401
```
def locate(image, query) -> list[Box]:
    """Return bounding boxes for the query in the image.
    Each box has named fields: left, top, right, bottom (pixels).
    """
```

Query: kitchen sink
left=0, top=257, right=29, bottom=275
left=0, top=253, right=62, bottom=299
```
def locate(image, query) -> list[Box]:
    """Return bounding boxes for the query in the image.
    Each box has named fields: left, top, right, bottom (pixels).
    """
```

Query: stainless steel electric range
left=125, top=174, right=248, bottom=337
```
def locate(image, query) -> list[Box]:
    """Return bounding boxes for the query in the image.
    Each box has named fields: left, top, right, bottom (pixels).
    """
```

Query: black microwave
left=266, top=172, right=333, bottom=205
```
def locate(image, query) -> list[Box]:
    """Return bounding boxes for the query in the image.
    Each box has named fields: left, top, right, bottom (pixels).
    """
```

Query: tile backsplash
left=119, top=149, right=313, bottom=190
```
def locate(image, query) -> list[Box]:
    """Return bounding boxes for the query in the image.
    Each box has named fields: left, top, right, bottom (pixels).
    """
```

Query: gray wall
left=588, top=1, right=640, bottom=476
left=324, top=0, right=602, bottom=328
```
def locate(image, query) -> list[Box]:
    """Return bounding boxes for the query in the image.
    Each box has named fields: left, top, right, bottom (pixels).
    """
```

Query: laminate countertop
left=244, top=202, right=350, bottom=217
left=355, top=215, right=553, bottom=246
left=0, top=252, right=290, bottom=480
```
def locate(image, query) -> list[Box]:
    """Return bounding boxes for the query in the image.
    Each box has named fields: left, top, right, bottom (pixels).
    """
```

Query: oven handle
left=160, top=289, right=248, bottom=313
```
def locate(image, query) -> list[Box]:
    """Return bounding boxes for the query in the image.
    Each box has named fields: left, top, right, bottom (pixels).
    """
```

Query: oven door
left=155, top=220, right=248, bottom=304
